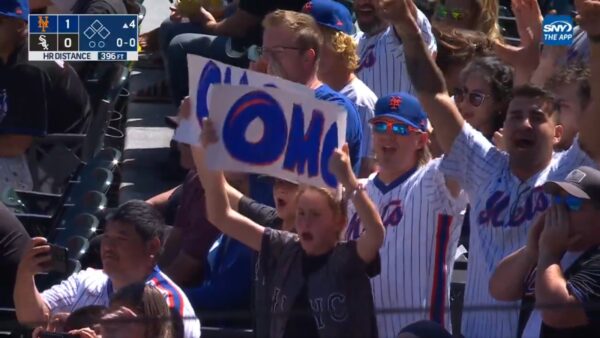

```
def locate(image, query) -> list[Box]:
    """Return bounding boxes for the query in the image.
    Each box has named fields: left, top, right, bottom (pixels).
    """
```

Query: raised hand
left=200, top=118, right=219, bottom=148
left=17, top=237, right=52, bottom=277
left=378, top=0, right=420, bottom=36
left=328, top=143, right=355, bottom=188
left=575, top=0, right=600, bottom=37
left=538, top=204, right=577, bottom=260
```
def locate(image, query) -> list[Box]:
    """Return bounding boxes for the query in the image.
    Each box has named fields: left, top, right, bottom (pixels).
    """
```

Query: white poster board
left=205, top=85, right=347, bottom=190
left=173, top=54, right=313, bottom=145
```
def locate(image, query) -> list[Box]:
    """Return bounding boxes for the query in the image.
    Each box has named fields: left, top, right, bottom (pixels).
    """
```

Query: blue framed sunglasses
left=371, top=120, right=420, bottom=136
left=552, top=194, right=585, bottom=212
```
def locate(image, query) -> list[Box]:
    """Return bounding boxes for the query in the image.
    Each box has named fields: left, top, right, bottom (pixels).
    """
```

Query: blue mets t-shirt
left=314, top=84, right=363, bottom=174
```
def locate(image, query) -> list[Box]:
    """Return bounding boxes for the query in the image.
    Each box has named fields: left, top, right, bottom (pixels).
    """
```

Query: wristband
left=345, top=182, right=365, bottom=199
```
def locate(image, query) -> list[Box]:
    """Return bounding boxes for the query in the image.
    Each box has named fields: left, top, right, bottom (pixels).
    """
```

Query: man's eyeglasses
left=553, top=194, right=585, bottom=212
left=436, top=5, right=468, bottom=21
left=247, top=45, right=303, bottom=62
left=453, top=87, right=491, bottom=107
left=371, top=120, right=420, bottom=136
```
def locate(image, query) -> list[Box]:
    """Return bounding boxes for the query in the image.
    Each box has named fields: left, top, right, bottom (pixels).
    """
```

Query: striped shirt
left=345, top=159, right=467, bottom=337
left=42, top=267, right=201, bottom=338
left=355, top=9, right=436, bottom=98
left=339, top=77, right=377, bottom=161
left=439, top=123, right=597, bottom=338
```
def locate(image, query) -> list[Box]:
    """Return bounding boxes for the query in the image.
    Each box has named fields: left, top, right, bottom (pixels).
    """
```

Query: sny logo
left=542, top=15, right=573, bottom=46
left=38, top=16, right=49, bottom=33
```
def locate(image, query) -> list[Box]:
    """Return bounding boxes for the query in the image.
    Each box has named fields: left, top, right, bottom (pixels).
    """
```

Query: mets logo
left=38, top=16, right=50, bottom=33
left=302, top=2, right=313, bottom=13
left=389, top=96, right=402, bottom=110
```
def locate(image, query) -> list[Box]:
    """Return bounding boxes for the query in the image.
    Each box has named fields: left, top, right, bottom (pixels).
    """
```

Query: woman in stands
left=191, top=118, right=385, bottom=337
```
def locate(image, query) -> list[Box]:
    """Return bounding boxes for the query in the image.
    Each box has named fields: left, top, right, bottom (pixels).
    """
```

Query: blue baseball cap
left=301, top=0, right=354, bottom=35
left=0, top=0, right=29, bottom=21
left=371, top=93, right=429, bottom=132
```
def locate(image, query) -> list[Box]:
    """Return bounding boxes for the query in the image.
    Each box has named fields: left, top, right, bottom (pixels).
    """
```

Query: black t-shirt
left=519, top=246, right=600, bottom=338
left=0, top=43, right=90, bottom=136
left=0, top=203, right=30, bottom=307
left=237, top=0, right=308, bottom=46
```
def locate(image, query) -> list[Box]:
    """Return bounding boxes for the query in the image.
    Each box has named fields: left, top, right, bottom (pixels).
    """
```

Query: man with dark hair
left=545, top=62, right=591, bottom=151
left=13, top=200, right=201, bottom=338
left=382, top=0, right=600, bottom=336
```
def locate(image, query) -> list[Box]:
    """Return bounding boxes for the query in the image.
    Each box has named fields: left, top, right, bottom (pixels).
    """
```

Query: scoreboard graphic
left=28, top=14, right=139, bottom=61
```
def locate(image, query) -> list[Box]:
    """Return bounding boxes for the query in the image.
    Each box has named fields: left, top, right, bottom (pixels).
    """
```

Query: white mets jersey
left=340, top=77, right=377, bottom=162
left=439, top=123, right=597, bottom=338
left=345, top=158, right=467, bottom=337
left=355, top=9, right=437, bottom=98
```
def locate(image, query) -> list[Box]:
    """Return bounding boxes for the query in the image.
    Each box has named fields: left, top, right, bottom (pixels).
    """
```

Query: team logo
left=542, top=15, right=573, bottom=46
left=389, top=96, right=402, bottom=111
left=38, top=16, right=50, bottom=33
left=302, top=2, right=313, bottom=13
left=15, top=7, right=23, bottom=15
left=38, top=35, right=50, bottom=51
left=566, top=169, right=586, bottom=183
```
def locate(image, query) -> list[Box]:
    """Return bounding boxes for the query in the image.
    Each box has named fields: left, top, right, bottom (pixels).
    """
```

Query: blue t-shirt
left=314, top=84, right=363, bottom=174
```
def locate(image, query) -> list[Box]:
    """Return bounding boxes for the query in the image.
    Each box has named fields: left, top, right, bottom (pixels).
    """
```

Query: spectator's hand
left=494, top=0, right=542, bottom=79
left=192, top=7, right=218, bottom=32
left=200, top=118, right=219, bottom=147
left=525, top=214, right=545, bottom=261
left=575, top=0, right=600, bottom=37
left=328, top=143, right=355, bottom=188
left=493, top=128, right=506, bottom=151
left=17, top=237, right=52, bottom=277
left=539, top=204, right=579, bottom=259
left=378, top=0, right=420, bottom=36
left=178, top=96, right=192, bottom=119
left=68, top=328, right=98, bottom=338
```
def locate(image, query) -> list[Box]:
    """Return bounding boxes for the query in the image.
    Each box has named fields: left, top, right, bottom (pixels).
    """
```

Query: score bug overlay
left=29, top=14, right=139, bottom=61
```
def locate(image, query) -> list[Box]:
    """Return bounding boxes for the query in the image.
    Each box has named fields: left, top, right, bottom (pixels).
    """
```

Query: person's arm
left=530, top=46, right=568, bottom=86
left=158, top=227, right=183, bottom=269
left=14, top=238, right=52, bottom=326
left=193, top=7, right=260, bottom=38
left=330, top=144, right=384, bottom=263
left=146, top=185, right=180, bottom=215
left=380, top=0, right=463, bottom=154
left=0, top=135, right=34, bottom=157
left=162, top=251, right=203, bottom=286
left=576, top=0, right=600, bottom=161
left=536, top=205, right=587, bottom=328
left=191, top=119, right=264, bottom=251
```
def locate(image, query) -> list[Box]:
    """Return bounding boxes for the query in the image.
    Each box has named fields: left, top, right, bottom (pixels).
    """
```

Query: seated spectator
left=0, top=202, right=29, bottom=307
left=0, top=1, right=90, bottom=191
left=432, top=0, right=503, bottom=42
left=13, top=200, right=200, bottom=338
left=490, top=166, right=600, bottom=337
left=544, top=62, right=590, bottom=151
left=301, top=0, right=377, bottom=177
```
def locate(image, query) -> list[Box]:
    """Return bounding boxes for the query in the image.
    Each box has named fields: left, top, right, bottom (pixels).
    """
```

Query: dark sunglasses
left=453, top=88, right=490, bottom=107
left=553, top=195, right=585, bottom=212
left=436, top=5, right=468, bottom=21
left=371, top=120, right=420, bottom=136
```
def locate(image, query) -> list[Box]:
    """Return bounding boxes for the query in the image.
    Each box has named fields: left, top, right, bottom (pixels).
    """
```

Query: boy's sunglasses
left=437, top=5, right=468, bottom=21
left=453, top=88, right=490, bottom=107
left=371, top=120, right=420, bottom=136
left=553, top=194, right=585, bottom=212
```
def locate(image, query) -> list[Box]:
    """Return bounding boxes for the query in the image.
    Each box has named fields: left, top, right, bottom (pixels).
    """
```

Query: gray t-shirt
left=255, top=228, right=379, bottom=338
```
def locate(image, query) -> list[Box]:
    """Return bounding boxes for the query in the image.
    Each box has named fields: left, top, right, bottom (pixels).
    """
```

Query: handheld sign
left=205, top=85, right=347, bottom=190
left=173, top=54, right=313, bottom=145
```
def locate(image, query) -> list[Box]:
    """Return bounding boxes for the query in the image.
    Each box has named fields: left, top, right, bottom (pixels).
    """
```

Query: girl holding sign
left=191, top=118, right=384, bottom=338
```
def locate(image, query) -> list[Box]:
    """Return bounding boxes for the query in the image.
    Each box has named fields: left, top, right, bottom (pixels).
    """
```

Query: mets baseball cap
left=544, top=166, right=600, bottom=203
left=371, top=92, right=429, bottom=132
left=301, top=0, right=354, bottom=35
left=0, top=0, right=29, bottom=21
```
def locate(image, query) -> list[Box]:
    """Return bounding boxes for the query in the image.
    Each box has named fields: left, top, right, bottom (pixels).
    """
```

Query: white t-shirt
left=42, top=267, right=201, bottom=338
left=439, top=123, right=597, bottom=338
left=340, top=77, right=377, bottom=161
